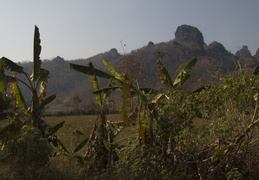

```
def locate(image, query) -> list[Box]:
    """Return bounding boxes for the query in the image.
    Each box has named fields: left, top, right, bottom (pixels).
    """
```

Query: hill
left=17, top=25, right=259, bottom=114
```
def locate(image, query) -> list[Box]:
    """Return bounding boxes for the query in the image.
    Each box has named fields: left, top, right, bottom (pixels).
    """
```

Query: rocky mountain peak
left=174, top=25, right=205, bottom=49
left=235, top=45, right=252, bottom=59
left=52, top=56, right=65, bottom=63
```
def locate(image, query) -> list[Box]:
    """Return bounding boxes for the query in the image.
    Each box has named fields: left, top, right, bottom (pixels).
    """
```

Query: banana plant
left=70, top=55, right=198, bottom=146
left=70, top=61, right=124, bottom=170
left=0, top=26, right=55, bottom=130
left=157, top=56, right=198, bottom=92
left=0, top=26, right=68, bottom=155
left=70, top=60, right=159, bottom=145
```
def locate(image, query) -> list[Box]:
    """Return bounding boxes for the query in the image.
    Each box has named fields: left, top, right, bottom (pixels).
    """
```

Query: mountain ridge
left=16, top=24, right=259, bottom=114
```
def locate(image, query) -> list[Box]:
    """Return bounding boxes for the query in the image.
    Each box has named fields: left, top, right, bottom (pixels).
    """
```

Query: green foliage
left=0, top=92, right=12, bottom=115
left=0, top=26, right=68, bottom=168
left=173, top=58, right=198, bottom=88
left=0, top=26, right=56, bottom=126
left=88, top=62, right=103, bottom=107
left=114, top=71, right=259, bottom=179
left=32, top=26, right=42, bottom=82
left=8, top=125, right=53, bottom=164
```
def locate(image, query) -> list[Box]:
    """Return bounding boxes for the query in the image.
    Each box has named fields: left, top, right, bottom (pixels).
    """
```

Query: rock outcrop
left=148, top=41, right=155, bottom=46
left=206, top=41, right=231, bottom=57
left=174, top=25, right=205, bottom=50
left=235, top=45, right=252, bottom=59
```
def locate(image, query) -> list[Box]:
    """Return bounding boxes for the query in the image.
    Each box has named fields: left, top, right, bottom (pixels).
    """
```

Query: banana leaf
left=31, top=25, right=42, bottom=81
left=93, top=86, right=123, bottom=95
left=73, top=137, right=88, bottom=153
left=1, top=57, right=25, bottom=74
left=88, top=62, right=102, bottom=106
left=39, top=94, right=56, bottom=110
left=10, top=83, right=28, bottom=115
left=173, top=58, right=198, bottom=88
left=156, top=59, right=173, bottom=88
left=70, top=63, right=121, bottom=83
left=102, top=59, right=123, bottom=81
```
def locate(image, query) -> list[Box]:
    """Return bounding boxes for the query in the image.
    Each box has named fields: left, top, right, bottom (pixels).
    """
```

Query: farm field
left=0, top=114, right=138, bottom=179
left=43, top=114, right=135, bottom=155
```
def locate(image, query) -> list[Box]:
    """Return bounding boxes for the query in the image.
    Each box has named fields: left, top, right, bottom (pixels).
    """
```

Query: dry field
left=43, top=114, right=136, bottom=155
left=0, top=114, right=137, bottom=179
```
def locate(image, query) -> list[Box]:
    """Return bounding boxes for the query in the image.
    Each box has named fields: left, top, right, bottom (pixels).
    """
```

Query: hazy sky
left=0, top=0, right=259, bottom=62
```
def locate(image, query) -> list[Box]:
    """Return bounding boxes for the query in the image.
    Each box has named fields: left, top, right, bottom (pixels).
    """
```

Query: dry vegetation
left=0, top=114, right=135, bottom=180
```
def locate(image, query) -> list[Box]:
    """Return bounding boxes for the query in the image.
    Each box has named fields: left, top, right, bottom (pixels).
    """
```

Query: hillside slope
left=17, top=25, right=259, bottom=114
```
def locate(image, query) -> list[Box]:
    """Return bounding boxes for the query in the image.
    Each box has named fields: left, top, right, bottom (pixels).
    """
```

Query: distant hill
left=17, top=24, right=259, bottom=114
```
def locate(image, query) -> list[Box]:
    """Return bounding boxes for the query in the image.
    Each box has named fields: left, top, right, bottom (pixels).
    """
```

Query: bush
left=7, top=125, right=54, bottom=164
left=113, top=73, right=259, bottom=179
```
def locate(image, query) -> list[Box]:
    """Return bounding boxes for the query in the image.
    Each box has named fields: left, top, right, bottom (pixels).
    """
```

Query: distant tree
left=118, top=53, right=144, bottom=88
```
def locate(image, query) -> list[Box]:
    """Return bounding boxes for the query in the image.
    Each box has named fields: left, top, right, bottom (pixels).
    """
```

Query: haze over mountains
left=17, top=25, right=259, bottom=114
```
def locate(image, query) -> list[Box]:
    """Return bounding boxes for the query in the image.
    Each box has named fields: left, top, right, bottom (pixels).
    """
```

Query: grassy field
left=43, top=114, right=136, bottom=156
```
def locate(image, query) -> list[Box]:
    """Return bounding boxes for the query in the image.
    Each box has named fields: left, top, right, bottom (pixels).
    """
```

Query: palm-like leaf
left=1, top=57, right=25, bottom=74
left=70, top=63, right=121, bottom=84
left=156, top=59, right=173, bottom=88
left=93, top=86, right=123, bottom=95
left=10, top=83, right=28, bottom=115
left=88, top=62, right=102, bottom=106
left=173, top=58, right=198, bottom=88
left=73, top=137, right=88, bottom=153
left=31, top=25, right=42, bottom=82
left=47, top=121, right=65, bottom=135
left=39, top=94, right=56, bottom=110
left=102, top=59, right=123, bottom=81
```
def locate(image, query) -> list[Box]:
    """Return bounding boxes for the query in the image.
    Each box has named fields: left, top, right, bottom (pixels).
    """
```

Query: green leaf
left=1, top=57, right=25, bottom=74
left=156, top=59, right=173, bottom=88
left=31, top=25, right=42, bottom=81
left=47, top=120, right=65, bottom=135
left=70, top=63, right=121, bottom=83
left=151, top=93, right=169, bottom=103
left=50, top=136, right=69, bottom=155
left=102, top=59, right=123, bottom=81
left=93, top=86, right=123, bottom=95
left=73, top=137, right=88, bottom=153
left=39, top=94, right=56, bottom=110
left=88, top=62, right=102, bottom=106
left=38, top=68, right=50, bottom=82
left=173, top=58, right=198, bottom=88
left=11, top=83, right=29, bottom=115
left=72, top=130, right=85, bottom=136
left=139, top=88, right=159, bottom=95
left=38, top=69, right=50, bottom=97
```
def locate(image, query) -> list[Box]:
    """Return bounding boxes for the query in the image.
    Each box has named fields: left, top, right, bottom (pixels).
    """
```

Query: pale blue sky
left=0, top=0, right=259, bottom=62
